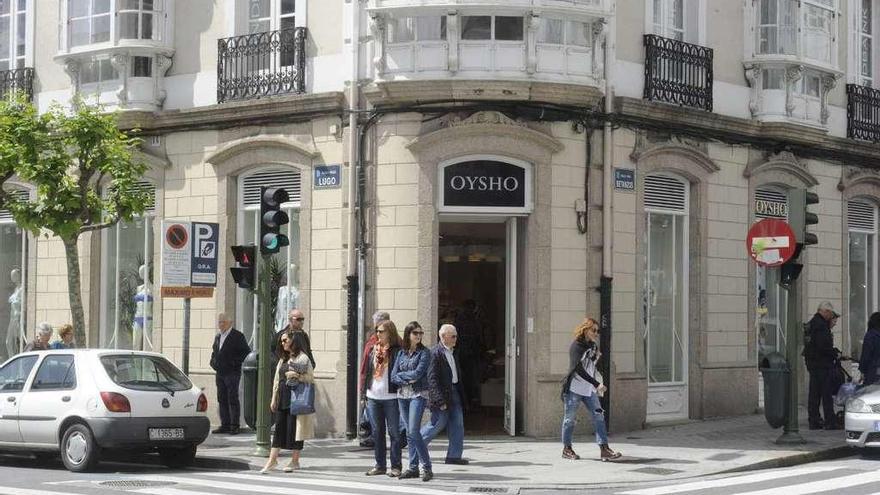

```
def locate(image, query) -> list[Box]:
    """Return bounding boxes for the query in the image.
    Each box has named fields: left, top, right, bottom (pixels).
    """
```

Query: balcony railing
left=643, top=34, right=713, bottom=112
left=847, top=84, right=880, bottom=143
left=217, top=27, right=307, bottom=104
left=0, top=68, right=34, bottom=101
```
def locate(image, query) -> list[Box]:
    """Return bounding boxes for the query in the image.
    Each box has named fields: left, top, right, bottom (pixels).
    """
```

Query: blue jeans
left=399, top=396, right=431, bottom=470
left=367, top=398, right=402, bottom=469
left=420, top=387, right=464, bottom=460
left=561, top=391, right=608, bottom=446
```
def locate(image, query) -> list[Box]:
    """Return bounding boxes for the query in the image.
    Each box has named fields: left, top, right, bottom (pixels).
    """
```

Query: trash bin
left=760, top=351, right=789, bottom=429
left=242, top=350, right=258, bottom=430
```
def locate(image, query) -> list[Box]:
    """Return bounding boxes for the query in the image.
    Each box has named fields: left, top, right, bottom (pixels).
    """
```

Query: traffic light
left=779, top=188, right=819, bottom=287
left=788, top=188, right=819, bottom=247
left=260, top=187, right=290, bottom=254
left=230, top=245, right=256, bottom=290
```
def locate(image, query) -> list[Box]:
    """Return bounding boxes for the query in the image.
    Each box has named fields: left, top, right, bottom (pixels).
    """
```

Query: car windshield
left=100, top=355, right=192, bottom=392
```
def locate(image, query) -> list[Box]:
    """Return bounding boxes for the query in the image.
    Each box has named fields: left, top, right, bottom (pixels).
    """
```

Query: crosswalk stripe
left=0, top=488, right=73, bottom=495
left=204, top=471, right=454, bottom=495
left=140, top=475, right=371, bottom=495
left=137, top=489, right=218, bottom=495
left=730, top=469, right=880, bottom=495
left=617, top=465, right=844, bottom=495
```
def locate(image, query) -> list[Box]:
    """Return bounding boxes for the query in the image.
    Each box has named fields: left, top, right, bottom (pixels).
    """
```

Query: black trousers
left=807, top=367, right=835, bottom=426
left=216, top=372, right=242, bottom=428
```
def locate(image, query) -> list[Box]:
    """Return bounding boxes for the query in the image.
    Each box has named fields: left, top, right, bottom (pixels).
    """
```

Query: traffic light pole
left=777, top=277, right=805, bottom=444
left=252, top=254, right=271, bottom=457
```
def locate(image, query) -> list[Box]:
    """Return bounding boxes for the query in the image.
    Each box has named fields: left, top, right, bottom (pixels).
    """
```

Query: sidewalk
left=193, top=408, right=854, bottom=489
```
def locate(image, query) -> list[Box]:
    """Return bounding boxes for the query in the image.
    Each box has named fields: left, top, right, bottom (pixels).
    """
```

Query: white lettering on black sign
left=443, top=160, right=526, bottom=209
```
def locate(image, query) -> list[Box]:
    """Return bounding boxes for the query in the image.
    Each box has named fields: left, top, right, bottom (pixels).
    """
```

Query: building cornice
left=613, top=96, right=880, bottom=166
left=117, top=92, right=346, bottom=134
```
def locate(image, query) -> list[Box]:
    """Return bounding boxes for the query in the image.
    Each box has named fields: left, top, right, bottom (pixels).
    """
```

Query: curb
left=190, top=444, right=855, bottom=489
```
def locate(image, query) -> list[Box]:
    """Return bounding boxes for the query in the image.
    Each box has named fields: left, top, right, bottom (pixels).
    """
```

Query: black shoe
left=359, top=439, right=375, bottom=448
left=366, top=467, right=386, bottom=476
left=388, top=467, right=402, bottom=478
left=211, top=426, right=230, bottom=434
left=229, top=426, right=241, bottom=435
left=398, top=468, right=419, bottom=479
left=422, top=468, right=433, bottom=482
left=445, top=458, right=469, bottom=465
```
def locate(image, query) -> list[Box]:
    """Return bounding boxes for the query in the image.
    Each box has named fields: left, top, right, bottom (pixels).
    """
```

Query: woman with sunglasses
left=560, top=317, right=621, bottom=462
left=262, top=331, right=315, bottom=473
left=391, top=321, right=434, bottom=481
left=361, top=320, right=403, bottom=477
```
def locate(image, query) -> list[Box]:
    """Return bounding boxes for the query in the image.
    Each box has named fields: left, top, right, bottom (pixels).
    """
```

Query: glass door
left=504, top=217, right=517, bottom=435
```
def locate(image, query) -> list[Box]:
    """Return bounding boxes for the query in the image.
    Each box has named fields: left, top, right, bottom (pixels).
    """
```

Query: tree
left=0, top=97, right=149, bottom=347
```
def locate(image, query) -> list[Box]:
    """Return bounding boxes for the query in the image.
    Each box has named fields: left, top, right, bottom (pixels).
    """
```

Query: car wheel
left=60, top=423, right=100, bottom=472
left=159, top=444, right=197, bottom=469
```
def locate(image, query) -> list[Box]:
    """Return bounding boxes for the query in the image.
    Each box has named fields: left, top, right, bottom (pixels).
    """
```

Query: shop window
left=754, top=187, right=788, bottom=363
left=0, top=0, right=27, bottom=71
left=848, top=199, right=878, bottom=361
left=100, top=181, right=156, bottom=351
left=643, top=174, right=688, bottom=384
left=237, top=167, right=301, bottom=344
left=0, top=189, right=27, bottom=362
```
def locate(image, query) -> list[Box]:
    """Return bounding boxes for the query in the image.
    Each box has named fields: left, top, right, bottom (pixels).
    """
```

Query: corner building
left=7, top=0, right=880, bottom=436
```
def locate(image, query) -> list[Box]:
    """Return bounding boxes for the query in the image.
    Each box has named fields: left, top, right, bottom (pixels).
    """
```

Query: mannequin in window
left=274, top=263, right=300, bottom=332
left=5, top=268, right=22, bottom=359
left=133, top=264, right=153, bottom=351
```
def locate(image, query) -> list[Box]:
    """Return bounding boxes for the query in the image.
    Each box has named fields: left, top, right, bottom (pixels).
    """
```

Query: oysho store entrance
left=436, top=156, right=531, bottom=435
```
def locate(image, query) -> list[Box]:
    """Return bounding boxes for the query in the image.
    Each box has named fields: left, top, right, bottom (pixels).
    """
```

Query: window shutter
left=644, top=174, right=687, bottom=212
left=135, top=181, right=157, bottom=213
left=848, top=200, right=877, bottom=232
left=0, top=190, right=28, bottom=223
left=755, top=188, right=788, bottom=219
left=242, top=168, right=302, bottom=206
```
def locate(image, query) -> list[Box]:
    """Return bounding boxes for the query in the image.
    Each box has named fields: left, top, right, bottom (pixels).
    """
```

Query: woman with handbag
left=391, top=321, right=433, bottom=481
left=560, top=317, right=621, bottom=462
left=261, top=331, right=315, bottom=473
left=362, top=320, right=403, bottom=477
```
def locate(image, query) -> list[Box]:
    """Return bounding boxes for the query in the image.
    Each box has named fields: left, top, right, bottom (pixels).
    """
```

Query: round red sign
left=166, top=224, right=189, bottom=250
left=746, top=218, right=797, bottom=267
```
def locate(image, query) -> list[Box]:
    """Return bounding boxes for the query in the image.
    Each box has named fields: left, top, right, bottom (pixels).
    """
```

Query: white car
left=845, top=384, right=880, bottom=448
left=0, top=349, right=209, bottom=472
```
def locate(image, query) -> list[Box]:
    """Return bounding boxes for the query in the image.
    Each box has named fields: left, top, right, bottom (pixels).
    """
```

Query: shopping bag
left=289, top=382, right=316, bottom=415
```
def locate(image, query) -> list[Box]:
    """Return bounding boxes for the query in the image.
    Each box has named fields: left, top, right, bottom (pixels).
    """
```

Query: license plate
left=148, top=428, right=184, bottom=440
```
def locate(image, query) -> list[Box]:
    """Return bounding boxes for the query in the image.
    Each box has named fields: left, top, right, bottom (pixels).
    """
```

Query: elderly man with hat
left=804, top=301, right=842, bottom=430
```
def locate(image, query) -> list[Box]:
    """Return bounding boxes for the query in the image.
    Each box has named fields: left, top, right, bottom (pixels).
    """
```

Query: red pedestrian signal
left=230, top=245, right=256, bottom=290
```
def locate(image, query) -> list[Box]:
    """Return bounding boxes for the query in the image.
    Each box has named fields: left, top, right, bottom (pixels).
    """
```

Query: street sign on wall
left=161, top=220, right=220, bottom=298
left=746, top=218, right=797, bottom=267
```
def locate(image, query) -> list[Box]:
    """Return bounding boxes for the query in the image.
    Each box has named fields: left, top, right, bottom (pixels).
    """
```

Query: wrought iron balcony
left=0, top=68, right=34, bottom=101
left=217, top=27, right=307, bottom=104
left=847, top=84, right=880, bottom=143
left=643, top=34, right=713, bottom=112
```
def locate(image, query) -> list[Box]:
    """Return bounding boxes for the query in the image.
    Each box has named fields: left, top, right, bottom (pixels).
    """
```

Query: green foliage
left=0, top=96, right=149, bottom=242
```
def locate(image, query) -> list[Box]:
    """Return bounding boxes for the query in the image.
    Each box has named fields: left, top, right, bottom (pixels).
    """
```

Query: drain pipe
left=345, top=0, right=362, bottom=440
left=600, top=5, right=616, bottom=431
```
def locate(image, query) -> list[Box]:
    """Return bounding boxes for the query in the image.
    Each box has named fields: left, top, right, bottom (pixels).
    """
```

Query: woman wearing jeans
left=561, top=317, right=622, bottom=461
left=362, top=320, right=403, bottom=477
left=391, top=321, right=434, bottom=481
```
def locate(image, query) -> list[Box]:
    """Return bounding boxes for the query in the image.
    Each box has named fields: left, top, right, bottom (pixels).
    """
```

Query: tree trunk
left=63, top=238, right=87, bottom=347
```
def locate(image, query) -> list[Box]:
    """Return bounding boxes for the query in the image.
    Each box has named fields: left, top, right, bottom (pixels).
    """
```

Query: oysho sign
left=440, top=159, right=530, bottom=213
left=755, top=199, right=788, bottom=218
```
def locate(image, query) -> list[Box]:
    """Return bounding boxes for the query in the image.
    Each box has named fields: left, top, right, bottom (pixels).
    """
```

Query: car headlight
left=847, top=399, right=873, bottom=413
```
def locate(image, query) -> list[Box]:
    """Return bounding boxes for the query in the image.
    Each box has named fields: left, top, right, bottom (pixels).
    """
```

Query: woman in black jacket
left=561, top=317, right=621, bottom=461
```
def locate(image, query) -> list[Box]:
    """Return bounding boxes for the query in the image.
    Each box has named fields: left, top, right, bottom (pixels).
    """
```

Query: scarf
left=373, top=342, right=389, bottom=380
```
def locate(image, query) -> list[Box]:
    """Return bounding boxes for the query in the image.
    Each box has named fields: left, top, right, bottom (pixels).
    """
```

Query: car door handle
left=6, top=397, right=14, bottom=402
left=61, top=396, right=71, bottom=402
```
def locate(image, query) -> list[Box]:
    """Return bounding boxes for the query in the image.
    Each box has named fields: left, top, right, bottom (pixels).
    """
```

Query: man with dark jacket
left=271, top=309, right=315, bottom=368
left=209, top=313, right=250, bottom=435
left=804, top=301, right=840, bottom=430
left=420, top=324, right=468, bottom=465
left=859, top=312, right=880, bottom=386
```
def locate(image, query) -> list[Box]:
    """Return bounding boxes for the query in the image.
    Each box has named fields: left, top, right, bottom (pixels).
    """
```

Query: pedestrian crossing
left=616, top=463, right=880, bottom=495
left=0, top=469, right=460, bottom=495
